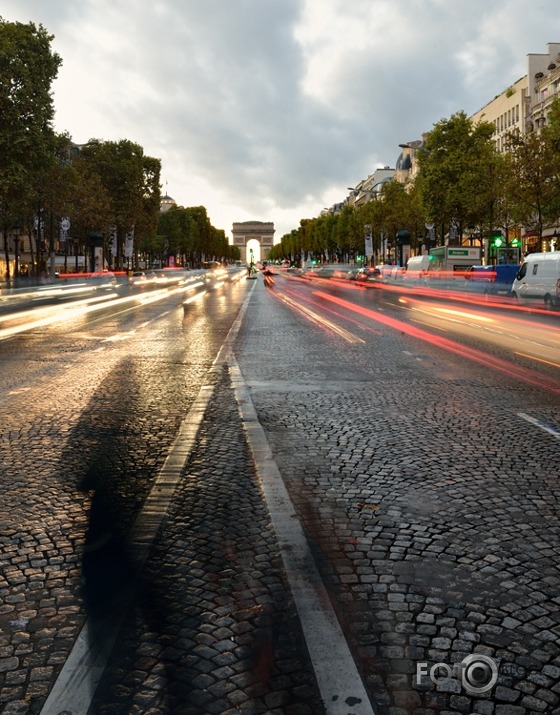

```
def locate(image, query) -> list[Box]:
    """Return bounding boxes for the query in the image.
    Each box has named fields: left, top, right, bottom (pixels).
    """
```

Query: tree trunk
left=3, top=227, right=11, bottom=282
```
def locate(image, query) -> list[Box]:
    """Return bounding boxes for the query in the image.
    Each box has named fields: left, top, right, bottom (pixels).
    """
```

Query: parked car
left=405, top=255, right=430, bottom=281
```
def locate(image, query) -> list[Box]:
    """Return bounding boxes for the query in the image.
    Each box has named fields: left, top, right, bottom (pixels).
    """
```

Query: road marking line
left=228, top=353, right=377, bottom=715
left=410, top=317, right=448, bottom=331
left=518, top=412, right=560, bottom=439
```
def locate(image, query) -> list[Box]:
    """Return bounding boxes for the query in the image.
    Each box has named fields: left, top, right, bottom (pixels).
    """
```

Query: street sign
left=448, top=248, right=474, bottom=256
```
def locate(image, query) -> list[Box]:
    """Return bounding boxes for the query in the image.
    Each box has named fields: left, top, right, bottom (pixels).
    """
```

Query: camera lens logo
left=460, top=655, right=498, bottom=694
left=416, top=654, right=498, bottom=694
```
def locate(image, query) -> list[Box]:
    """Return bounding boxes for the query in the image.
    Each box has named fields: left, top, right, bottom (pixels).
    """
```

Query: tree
left=0, top=17, right=61, bottom=278
left=505, top=126, right=558, bottom=250
left=417, top=111, right=496, bottom=244
left=69, top=150, right=112, bottom=251
left=77, top=140, right=161, bottom=269
left=542, top=96, right=560, bottom=225
left=377, top=181, right=416, bottom=260
left=155, top=205, right=233, bottom=268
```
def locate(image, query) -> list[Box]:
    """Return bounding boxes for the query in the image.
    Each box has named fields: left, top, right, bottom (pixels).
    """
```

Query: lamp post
left=347, top=178, right=392, bottom=204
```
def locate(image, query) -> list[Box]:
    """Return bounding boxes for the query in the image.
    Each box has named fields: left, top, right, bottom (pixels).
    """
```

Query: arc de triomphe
left=232, top=221, right=275, bottom=261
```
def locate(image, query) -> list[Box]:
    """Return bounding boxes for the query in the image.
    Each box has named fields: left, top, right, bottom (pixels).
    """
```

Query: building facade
left=529, top=43, right=560, bottom=130
left=470, top=75, right=529, bottom=153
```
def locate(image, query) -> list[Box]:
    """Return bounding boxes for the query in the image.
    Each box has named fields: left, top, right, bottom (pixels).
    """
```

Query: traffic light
left=491, top=232, right=503, bottom=248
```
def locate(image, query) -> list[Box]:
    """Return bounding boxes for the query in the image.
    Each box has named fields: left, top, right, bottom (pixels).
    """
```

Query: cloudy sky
left=3, top=1, right=560, bottom=242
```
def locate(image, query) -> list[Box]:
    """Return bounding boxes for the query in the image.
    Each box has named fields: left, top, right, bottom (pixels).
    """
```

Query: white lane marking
left=227, top=369, right=376, bottom=713
left=7, top=387, right=31, bottom=395
left=215, top=282, right=376, bottom=713
left=518, top=412, right=560, bottom=439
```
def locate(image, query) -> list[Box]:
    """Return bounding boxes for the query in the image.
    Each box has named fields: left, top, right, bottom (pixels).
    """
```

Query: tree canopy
left=76, top=139, right=162, bottom=268
left=416, top=111, right=497, bottom=241
left=0, top=17, right=61, bottom=274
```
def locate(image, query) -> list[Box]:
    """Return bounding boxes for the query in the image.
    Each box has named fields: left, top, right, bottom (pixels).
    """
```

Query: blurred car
left=354, top=267, right=382, bottom=282
left=130, top=271, right=148, bottom=285
left=388, top=266, right=405, bottom=280
left=375, top=264, right=400, bottom=281
left=346, top=267, right=362, bottom=280
left=203, top=261, right=228, bottom=282
left=464, top=264, right=518, bottom=295
left=86, top=271, right=117, bottom=289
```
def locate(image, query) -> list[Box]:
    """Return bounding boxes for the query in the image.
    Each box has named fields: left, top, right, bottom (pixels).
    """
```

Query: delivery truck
left=405, top=254, right=430, bottom=281
left=426, top=246, right=482, bottom=282
left=510, top=251, right=560, bottom=308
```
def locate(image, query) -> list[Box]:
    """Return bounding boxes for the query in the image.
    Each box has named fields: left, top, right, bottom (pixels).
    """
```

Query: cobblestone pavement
left=233, top=278, right=560, bottom=715
left=87, top=365, right=325, bottom=715
left=1, top=274, right=560, bottom=715
left=0, top=282, right=324, bottom=715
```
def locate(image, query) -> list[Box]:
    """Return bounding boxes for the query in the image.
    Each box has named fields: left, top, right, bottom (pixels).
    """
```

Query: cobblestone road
left=233, top=277, right=560, bottom=715
left=0, top=280, right=328, bottom=715
left=1, top=274, right=560, bottom=715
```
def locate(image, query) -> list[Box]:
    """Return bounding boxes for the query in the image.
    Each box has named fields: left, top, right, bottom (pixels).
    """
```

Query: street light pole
left=347, top=178, right=392, bottom=204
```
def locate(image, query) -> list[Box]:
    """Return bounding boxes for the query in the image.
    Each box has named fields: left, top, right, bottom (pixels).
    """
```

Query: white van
left=511, top=251, right=560, bottom=308
left=405, top=254, right=430, bottom=280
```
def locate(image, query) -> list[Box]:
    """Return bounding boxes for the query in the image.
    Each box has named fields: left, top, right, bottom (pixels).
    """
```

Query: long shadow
left=57, top=354, right=199, bottom=713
